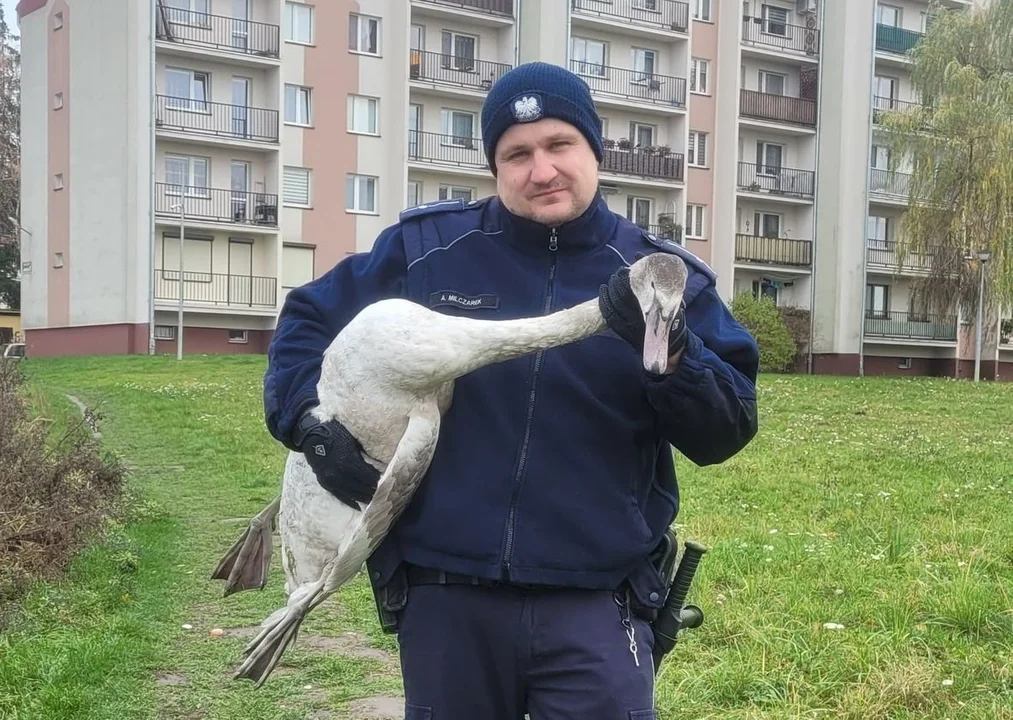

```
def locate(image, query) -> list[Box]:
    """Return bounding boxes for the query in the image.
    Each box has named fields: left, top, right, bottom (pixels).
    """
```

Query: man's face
left=493, top=118, right=599, bottom=227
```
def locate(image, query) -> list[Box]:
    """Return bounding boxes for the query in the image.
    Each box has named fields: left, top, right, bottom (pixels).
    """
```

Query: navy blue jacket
left=264, top=193, right=759, bottom=613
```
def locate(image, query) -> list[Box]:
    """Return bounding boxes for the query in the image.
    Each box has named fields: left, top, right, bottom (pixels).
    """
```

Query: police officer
left=264, top=62, right=759, bottom=718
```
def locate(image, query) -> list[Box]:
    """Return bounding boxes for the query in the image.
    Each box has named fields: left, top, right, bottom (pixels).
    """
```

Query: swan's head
left=629, top=252, right=689, bottom=374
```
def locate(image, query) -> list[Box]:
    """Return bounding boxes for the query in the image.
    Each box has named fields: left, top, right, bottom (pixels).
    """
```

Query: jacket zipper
left=502, top=227, right=558, bottom=576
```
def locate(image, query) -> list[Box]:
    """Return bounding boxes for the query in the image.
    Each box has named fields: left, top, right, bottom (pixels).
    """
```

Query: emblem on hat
left=512, top=95, right=542, bottom=122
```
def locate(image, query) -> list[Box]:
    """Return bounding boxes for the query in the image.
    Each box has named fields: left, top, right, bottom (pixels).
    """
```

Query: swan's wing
left=317, top=404, right=441, bottom=595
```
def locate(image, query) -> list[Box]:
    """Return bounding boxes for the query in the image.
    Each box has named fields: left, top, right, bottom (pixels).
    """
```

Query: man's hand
left=599, top=266, right=688, bottom=371
left=297, top=413, right=381, bottom=510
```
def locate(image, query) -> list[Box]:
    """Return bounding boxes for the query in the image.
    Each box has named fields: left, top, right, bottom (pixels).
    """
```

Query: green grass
left=2, top=356, right=1012, bottom=719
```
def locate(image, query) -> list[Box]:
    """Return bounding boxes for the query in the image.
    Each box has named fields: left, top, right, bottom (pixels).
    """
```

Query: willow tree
left=879, top=0, right=1013, bottom=322
left=0, top=6, right=18, bottom=311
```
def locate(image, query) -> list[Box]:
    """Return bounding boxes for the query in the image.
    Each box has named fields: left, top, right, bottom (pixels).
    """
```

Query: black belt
left=404, top=564, right=567, bottom=591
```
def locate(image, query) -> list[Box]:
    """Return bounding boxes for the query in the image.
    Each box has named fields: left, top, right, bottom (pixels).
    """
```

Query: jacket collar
left=490, top=192, right=617, bottom=254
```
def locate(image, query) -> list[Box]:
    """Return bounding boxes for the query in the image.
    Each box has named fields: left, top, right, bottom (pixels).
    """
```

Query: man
left=264, top=62, right=759, bottom=718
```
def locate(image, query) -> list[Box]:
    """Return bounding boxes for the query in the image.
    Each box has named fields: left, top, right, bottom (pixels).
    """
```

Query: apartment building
left=15, top=0, right=1010, bottom=378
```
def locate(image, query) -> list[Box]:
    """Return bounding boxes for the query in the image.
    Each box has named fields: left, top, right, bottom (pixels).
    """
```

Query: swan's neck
left=432, top=298, right=606, bottom=382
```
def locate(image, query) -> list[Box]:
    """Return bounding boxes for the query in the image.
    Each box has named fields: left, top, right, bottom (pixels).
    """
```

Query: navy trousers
left=396, top=582, right=657, bottom=719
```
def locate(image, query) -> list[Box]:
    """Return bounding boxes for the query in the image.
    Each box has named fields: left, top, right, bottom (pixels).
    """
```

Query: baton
left=651, top=539, right=707, bottom=673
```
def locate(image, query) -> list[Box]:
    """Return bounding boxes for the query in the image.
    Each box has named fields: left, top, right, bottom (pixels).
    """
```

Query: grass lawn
left=1, top=355, right=1012, bottom=719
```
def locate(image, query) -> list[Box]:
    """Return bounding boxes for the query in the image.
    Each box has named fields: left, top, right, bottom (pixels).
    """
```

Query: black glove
left=598, top=266, right=688, bottom=358
left=294, top=412, right=380, bottom=510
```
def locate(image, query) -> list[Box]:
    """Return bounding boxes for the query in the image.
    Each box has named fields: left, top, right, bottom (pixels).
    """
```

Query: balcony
left=872, top=96, right=920, bottom=124
left=570, top=61, right=686, bottom=109
left=735, top=234, right=812, bottom=268
left=155, top=95, right=279, bottom=144
left=153, top=269, right=277, bottom=309
left=408, top=130, right=487, bottom=170
left=741, top=16, right=820, bottom=57
left=875, top=24, right=923, bottom=55
left=866, top=240, right=936, bottom=272
left=155, top=7, right=280, bottom=60
left=601, top=143, right=685, bottom=181
left=740, top=89, right=816, bottom=127
left=737, top=162, right=815, bottom=200
left=413, top=0, right=514, bottom=17
left=864, top=311, right=957, bottom=342
left=641, top=221, right=681, bottom=242
left=869, top=167, right=912, bottom=199
left=154, top=183, right=279, bottom=227
left=409, top=50, right=513, bottom=93
left=572, top=0, right=690, bottom=33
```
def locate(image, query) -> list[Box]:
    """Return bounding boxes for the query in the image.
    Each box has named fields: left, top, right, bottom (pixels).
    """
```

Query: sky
left=2, top=0, right=18, bottom=39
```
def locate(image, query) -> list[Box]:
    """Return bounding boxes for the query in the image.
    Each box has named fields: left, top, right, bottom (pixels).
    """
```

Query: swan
left=213, top=250, right=688, bottom=687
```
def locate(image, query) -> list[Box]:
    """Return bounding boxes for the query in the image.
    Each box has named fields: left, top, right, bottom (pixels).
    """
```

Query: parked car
left=1, top=342, right=25, bottom=360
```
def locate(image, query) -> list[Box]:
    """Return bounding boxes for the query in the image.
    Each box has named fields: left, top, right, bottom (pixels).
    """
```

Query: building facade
left=15, top=0, right=1011, bottom=377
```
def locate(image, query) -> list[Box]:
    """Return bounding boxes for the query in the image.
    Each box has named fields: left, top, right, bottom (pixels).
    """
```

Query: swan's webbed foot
left=233, top=583, right=320, bottom=687
left=211, top=496, right=280, bottom=596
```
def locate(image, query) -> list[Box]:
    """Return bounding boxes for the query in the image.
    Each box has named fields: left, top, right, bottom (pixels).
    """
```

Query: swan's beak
left=642, top=303, right=671, bottom=375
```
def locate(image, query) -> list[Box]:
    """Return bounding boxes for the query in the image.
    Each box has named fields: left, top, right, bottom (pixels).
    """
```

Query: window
left=349, top=13, right=380, bottom=55
left=626, top=196, right=653, bottom=229
left=688, top=131, right=707, bottom=166
left=693, top=0, right=711, bottom=21
left=407, top=181, right=422, bottom=208
left=228, top=329, right=249, bottom=344
left=165, top=67, right=209, bottom=111
left=441, top=30, right=477, bottom=71
left=761, top=4, right=789, bottom=36
left=870, top=144, right=890, bottom=169
left=282, top=244, right=315, bottom=289
left=691, top=58, right=709, bottom=94
left=874, top=76, right=897, bottom=107
left=632, top=48, right=657, bottom=81
left=753, top=279, right=778, bottom=303
left=686, top=204, right=705, bottom=238
left=285, top=2, right=313, bottom=44
left=629, top=122, right=655, bottom=148
left=347, top=95, right=378, bottom=134
left=754, top=211, right=781, bottom=237
left=877, top=4, right=901, bottom=27
left=346, top=174, right=378, bottom=213
left=154, top=325, right=175, bottom=341
left=285, top=84, right=311, bottom=125
left=165, top=0, right=209, bottom=26
left=440, top=109, right=476, bottom=146
left=165, top=154, right=210, bottom=196
left=758, top=70, right=786, bottom=95
left=571, top=37, right=607, bottom=77
left=439, top=185, right=474, bottom=202
left=283, top=166, right=311, bottom=206
left=866, top=284, right=889, bottom=318
left=756, top=141, right=783, bottom=173
left=867, top=216, right=890, bottom=247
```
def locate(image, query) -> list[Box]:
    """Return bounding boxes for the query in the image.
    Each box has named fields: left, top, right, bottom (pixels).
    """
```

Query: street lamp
left=973, top=249, right=990, bottom=382
left=170, top=201, right=185, bottom=361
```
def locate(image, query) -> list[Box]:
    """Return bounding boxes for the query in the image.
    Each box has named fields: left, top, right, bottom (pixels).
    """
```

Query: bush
left=729, top=293, right=797, bottom=373
left=0, top=361, right=125, bottom=626
left=778, top=305, right=811, bottom=370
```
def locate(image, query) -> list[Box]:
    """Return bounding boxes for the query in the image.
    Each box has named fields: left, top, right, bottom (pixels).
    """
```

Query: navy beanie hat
left=480, top=62, right=604, bottom=175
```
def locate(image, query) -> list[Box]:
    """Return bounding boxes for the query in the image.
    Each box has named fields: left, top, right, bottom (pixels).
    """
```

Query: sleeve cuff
left=644, top=330, right=706, bottom=393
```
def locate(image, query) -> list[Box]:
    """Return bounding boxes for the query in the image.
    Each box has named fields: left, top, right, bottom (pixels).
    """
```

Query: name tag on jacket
left=428, top=291, right=499, bottom=310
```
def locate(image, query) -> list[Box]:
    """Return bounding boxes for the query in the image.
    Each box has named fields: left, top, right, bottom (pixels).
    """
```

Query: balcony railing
left=864, top=311, right=957, bottom=342
left=737, top=162, right=815, bottom=199
left=866, top=240, right=937, bottom=271
left=869, top=168, right=912, bottom=198
left=735, top=234, right=812, bottom=267
left=872, top=96, right=921, bottom=123
left=641, top=223, right=681, bottom=242
left=572, top=0, right=690, bottom=33
left=875, top=24, right=923, bottom=55
left=409, top=50, right=513, bottom=91
left=153, top=269, right=277, bottom=308
left=413, top=0, right=514, bottom=16
left=155, top=94, right=279, bottom=143
left=741, top=16, right=820, bottom=55
left=408, top=130, right=487, bottom=169
left=740, top=89, right=816, bottom=127
left=570, top=61, right=687, bottom=108
left=154, top=183, right=279, bottom=226
left=601, top=145, right=684, bottom=181
left=156, top=7, right=280, bottom=59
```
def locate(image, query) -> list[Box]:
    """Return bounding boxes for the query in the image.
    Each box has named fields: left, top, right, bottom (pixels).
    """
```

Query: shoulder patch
left=641, top=230, right=717, bottom=283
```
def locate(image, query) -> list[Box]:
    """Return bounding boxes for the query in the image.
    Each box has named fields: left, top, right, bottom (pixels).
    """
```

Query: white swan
left=214, top=251, right=688, bottom=686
